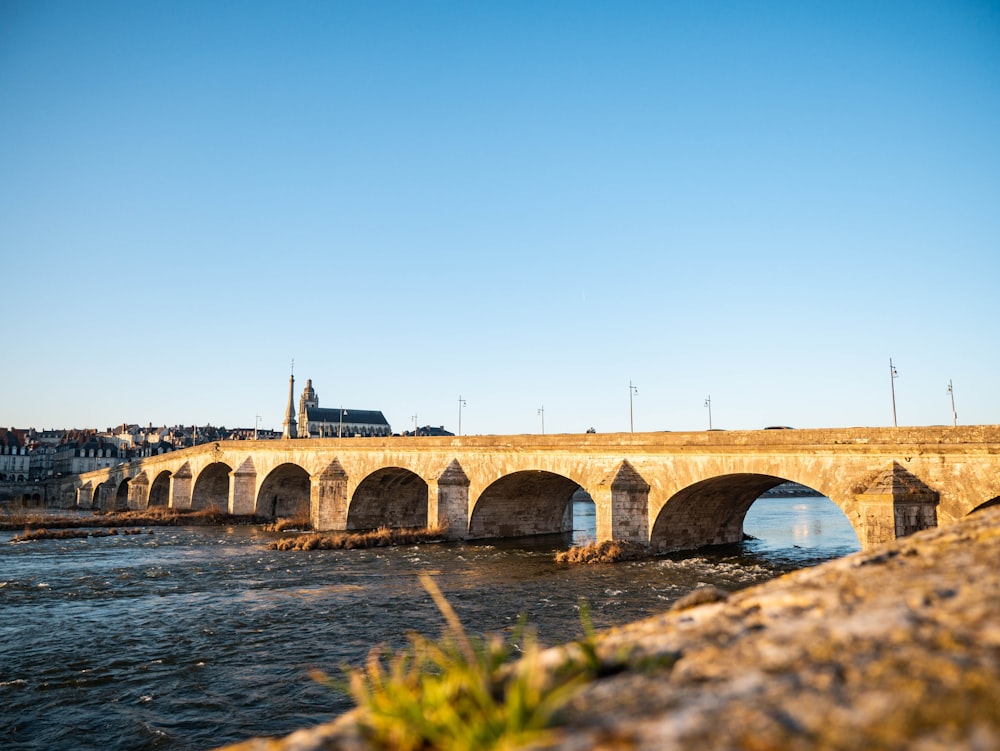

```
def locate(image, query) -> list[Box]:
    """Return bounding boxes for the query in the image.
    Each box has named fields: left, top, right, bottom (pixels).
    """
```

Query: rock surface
left=221, top=507, right=1000, bottom=751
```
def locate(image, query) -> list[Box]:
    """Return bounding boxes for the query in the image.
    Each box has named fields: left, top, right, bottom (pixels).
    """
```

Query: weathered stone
left=229, top=458, right=257, bottom=515
left=218, top=506, right=1000, bottom=751
left=857, top=460, right=940, bottom=546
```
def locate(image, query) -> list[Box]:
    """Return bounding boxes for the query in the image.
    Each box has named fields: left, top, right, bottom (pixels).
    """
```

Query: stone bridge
left=67, top=426, right=1000, bottom=552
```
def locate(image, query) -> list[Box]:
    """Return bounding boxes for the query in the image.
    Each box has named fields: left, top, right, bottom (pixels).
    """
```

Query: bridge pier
left=856, top=462, right=939, bottom=549
left=428, top=460, right=471, bottom=540
left=229, top=459, right=257, bottom=515
left=169, top=463, right=194, bottom=510
left=311, top=460, right=348, bottom=530
left=128, top=472, right=149, bottom=510
left=595, top=460, right=650, bottom=545
left=75, top=482, right=91, bottom=508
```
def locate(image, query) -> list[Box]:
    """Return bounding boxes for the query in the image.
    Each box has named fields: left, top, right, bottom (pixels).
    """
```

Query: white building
left=0, top=431, right=30, bottom=481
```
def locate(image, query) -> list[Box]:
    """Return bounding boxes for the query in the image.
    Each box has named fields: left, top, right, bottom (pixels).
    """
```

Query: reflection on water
left=0, top=496, right=859, bottom=751
left=744, top=495, right=860, bottom=553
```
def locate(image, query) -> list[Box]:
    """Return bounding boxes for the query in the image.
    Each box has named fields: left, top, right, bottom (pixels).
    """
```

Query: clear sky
left=2, top=1, right=998, bottom=436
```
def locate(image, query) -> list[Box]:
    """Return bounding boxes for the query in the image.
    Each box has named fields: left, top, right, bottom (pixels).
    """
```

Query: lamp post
left=412, top=414, right=418, bottom=436
left=629, top=381, right=638, bottom=433
left=538, top=406, right=545, bottom=435
left=254, top=414, right=261, bottom=441
left=458, top=396, right=467, bottom=436
left=889, top=358, right=899, bottom=428
left=947, top=380, right=957, bottom=427
left=704, top=395, right=712, bottom=430
left=338, top=407, right=346, bottom=439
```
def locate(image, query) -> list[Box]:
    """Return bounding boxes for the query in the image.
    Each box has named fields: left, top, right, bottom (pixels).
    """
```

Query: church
left=281, top=373, right=392, bottom=438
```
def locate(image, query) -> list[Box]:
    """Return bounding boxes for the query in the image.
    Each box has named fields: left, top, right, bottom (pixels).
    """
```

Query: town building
left=0, top=429, right=30, bottom=481
left=52, top=433, right=126, bottom=475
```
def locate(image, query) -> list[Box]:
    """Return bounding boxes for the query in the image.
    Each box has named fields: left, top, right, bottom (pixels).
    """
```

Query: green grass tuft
left=316, top=574, right=594, bottom=750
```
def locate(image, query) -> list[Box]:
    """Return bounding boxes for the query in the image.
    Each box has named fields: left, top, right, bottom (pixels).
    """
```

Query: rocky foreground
left=222, top=506, right=1000, bottom=751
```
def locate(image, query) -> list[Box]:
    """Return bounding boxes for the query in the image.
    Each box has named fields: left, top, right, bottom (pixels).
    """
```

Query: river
left=0, top=496, right=859, bottom=750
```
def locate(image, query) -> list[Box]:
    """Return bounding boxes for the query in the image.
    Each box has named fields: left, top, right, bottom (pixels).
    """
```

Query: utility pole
left=947, top=380, right=957, bottom=427
left=629, top=381, right=638, bottom=433
left=889, top=358, right=899, bottom=427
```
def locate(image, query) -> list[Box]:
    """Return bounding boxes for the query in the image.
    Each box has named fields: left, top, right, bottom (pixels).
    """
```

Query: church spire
left=282, top=360, right=298, bottom=439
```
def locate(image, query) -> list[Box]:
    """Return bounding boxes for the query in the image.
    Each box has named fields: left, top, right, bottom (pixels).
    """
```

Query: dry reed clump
left=554, top=540, right=650, bottom=564
left=269, top=524, right=447, bottom=551
left=108, top=507, right=264, bottom=526
left=263, top=514, right=312, bottom=532
left=1, top=508, right=268, bottom=531
left=0, top=512, right=79, bottom=531
left=10, top=527, right=152, bottom=542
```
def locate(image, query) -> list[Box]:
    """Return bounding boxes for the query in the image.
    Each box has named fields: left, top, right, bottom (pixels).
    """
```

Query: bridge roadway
left=69, top=426, right=1000, bottom=552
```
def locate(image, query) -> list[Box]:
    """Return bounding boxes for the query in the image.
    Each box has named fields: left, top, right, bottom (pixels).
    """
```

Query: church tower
left=298, top=378, right=318, bottom=435
left=282, top=364, right=297, bottom=439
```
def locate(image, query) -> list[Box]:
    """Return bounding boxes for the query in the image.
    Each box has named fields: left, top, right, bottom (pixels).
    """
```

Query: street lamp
left=254, top=414, right=261, bottom=440
left=458, top=396, right=467, bottom=436
left=412, top=414, right=418, bottom=436
left=889, top=358, right=899, bottom=428
left=538, top=406, right=545, bottom=435
left=704, top=395, right=712, bottom=430
left=629, top=381, right=638, bottom=433
left=947, top=380, right=957, bottom=427
left=338, top=407, right=347, bottom=439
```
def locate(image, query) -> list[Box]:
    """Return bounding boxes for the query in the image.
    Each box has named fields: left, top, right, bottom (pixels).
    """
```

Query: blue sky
left=2, top=1, right=998, bottom=435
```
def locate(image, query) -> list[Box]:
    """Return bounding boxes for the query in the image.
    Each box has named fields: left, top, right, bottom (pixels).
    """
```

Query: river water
left=0, top=496, right=859, bottom=751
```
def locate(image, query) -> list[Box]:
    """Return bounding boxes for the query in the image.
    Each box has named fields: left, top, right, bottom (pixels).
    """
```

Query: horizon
left=3, top=2, right=998, bottom=435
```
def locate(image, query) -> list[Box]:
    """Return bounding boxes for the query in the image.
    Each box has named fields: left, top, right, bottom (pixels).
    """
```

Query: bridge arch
left=650, top=473, right=860, bottom=552
left=114, top=478, right=130, bottom=511
left=469, top=470, right=579, bottom=539
left=192, top=462, right=232, bottom=511
left=148, top=471, right=171, bottom=507
left=256, top=463, right=310, bottom=519
left=92, top=479, right=114, bottom=510
left=348, top=467, right=428, bottom=530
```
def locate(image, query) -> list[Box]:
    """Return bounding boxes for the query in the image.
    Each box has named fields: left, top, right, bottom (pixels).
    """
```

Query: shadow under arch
left=650, top=473, right=859, bottom=552
left=114, top=478, right=130, bottom=511
left=469, top=470, right=579, bottom=540
left=971, top=496, right=1000, bottom=514
left=148, top=470, right=171, bottom=507
left=348, top=467, right=428, bottom=530
left=256, top=463, right=310, bottom=519
left=192, top=462, right=233, bottom=511
left=91, top=480, right=114, bottom=510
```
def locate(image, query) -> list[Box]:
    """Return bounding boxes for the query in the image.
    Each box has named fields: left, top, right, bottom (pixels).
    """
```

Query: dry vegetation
left=263, top=513, right=312, bottom=532
left=10, top=527, right=152, bottom=542
left=269, top=524, right=447, bottom=551
left=0, top=507, right=266, bottom=531
left=554, top=540, right=651, bottom=564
